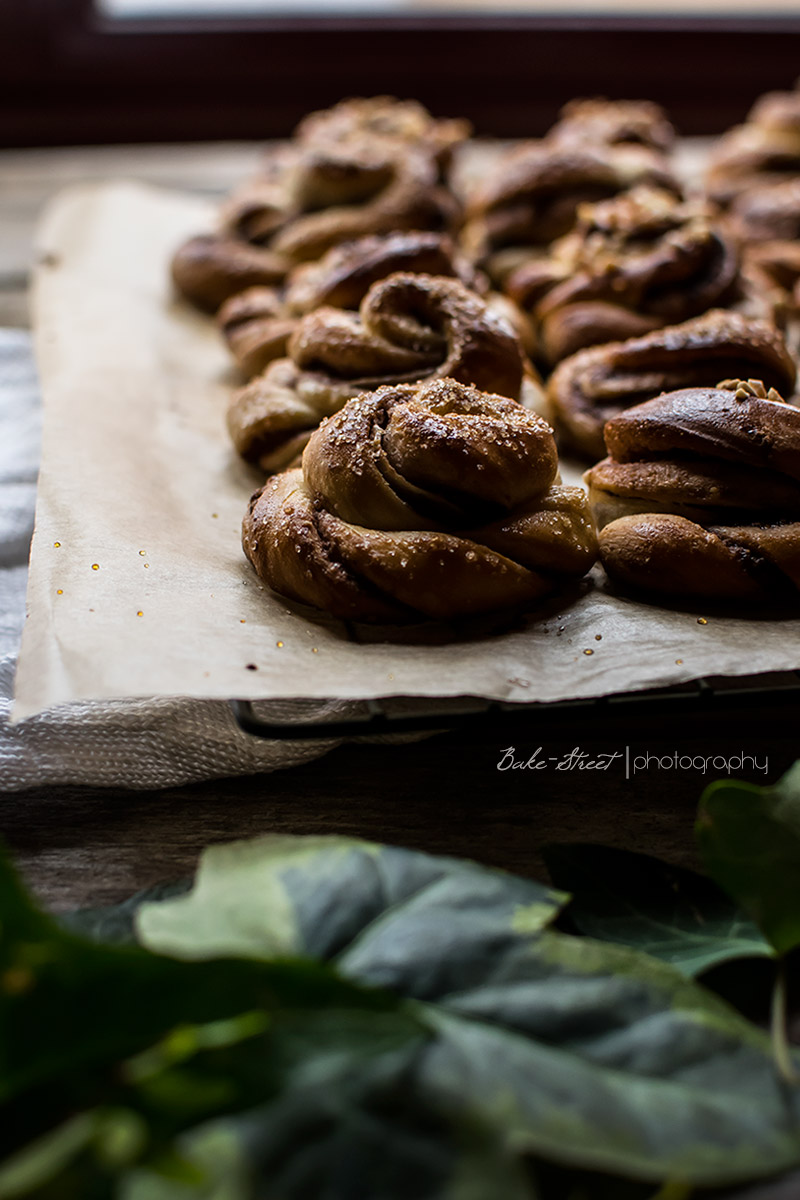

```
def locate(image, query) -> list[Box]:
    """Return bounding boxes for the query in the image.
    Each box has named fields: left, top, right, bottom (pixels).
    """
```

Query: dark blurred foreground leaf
left=4, top=834, right=800, bottom=1199
left=697, top=762, right=800, bottom=957
left=135, top=837, right=800, bottom=1189
left=543, top=842, right=771, bottom=975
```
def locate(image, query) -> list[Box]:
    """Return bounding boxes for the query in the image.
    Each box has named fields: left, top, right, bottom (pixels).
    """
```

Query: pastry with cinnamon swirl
left=295, top=95, right=471, bottom=173
left=243, top=377, right=597, bottom=623
left=584, top=379, right=800, bottom=601
left=218, top=231, right=485, bottom=378
left=223, top=142, right=460, bottom=268
left=461, top=142, right=679, bottom=285
left=548, top=309, right=796, bottom=461
left=227, top=272, right=542, bottom=473
left=506, top=186, right=776, bottom=367
left=170, top=235, right=290, bottom=315
left=726, top=179, right=800, bottom=305
left=172, top=97, right=466, bottom=313
left=706, top=85, right=800, bottom=208
left=550, top=97, right=676, bottom=154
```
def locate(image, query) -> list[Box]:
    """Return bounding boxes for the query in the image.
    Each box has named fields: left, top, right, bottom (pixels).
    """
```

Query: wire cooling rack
left=230, top=670, right=800, bottom=740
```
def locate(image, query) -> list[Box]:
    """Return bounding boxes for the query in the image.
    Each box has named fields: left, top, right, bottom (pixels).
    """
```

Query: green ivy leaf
left=0, top=844, right=428, bottom=1194
left=133, top=835, right=568, bottom=965
left=697, top=761, right=800, bottom=956
left=8, top=833, right=800, bottom=1199
left=135, top=835, right=800, bottom=1190
left=543, top=843, right=771, bottom=975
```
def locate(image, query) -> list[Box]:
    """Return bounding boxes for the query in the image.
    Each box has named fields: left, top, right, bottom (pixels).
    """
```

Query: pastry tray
left=14, top=178, right=800, bottom=725
left=230, top=670, right=800, bottom=740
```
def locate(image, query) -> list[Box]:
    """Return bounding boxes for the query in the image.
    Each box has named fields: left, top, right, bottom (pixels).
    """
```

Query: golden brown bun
left=506, top=187, right=773, bottom=367
left=284, top=230, right=485, bottom=314
left=242, top=377, right=597, bottom=623
left=461, top=143, right=679, bottom=284
left=548, top=309, right=796, bottom=461
left=549, top=97, right=675, bottom=154
left=170, top=235, right=289, bottom=314
left=745, top=240, right=800, bottom=299
left=585, top=380, right=800, bottom=600
left=227, top=272, right=534, bottom=473
left=587, top=455, right=800, bottom=530
left=217, top=231, right=486, bottom=378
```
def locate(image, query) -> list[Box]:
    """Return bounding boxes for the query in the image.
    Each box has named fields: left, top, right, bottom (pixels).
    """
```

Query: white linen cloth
left=0, top=329, right=346, bottom=789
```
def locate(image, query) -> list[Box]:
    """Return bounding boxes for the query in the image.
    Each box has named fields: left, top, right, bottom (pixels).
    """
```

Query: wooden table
left=1, top=142, right=796, bottom=914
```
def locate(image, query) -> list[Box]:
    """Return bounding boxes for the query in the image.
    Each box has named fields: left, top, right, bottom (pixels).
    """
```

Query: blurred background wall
left=3, top=0, right=800, bottom=146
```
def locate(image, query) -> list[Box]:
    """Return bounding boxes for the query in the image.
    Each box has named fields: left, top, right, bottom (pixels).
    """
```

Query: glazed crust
left=601, top=386, right=800, bottom=476
left=226, top=272, right=532, bottom=473
left=242, top=377, right=597, bottom=622
left=548, top=309, right=796, bottom=461
left=585, top=382, right=800, bottom=601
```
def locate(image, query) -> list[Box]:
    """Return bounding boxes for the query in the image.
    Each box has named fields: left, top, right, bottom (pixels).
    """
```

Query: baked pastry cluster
left=548, top=309, right=797, bottom=461
left=217, top=230, right=485, bottom=379
left=293, top=96, right=470, bottom=170
left=548, top=98, right=676, bottom=154
left=461, top=141, right=678, bottom=288
left=585, top=379, right=800, bottom=601
left=171, top=92, right=800, bottom=621
left=227, top=271, right=540, bottom=474
left=243, top=377, right=597, bottom=622
left=706, top=82, right=800, bottom=312
left=707, top=85, right=800, bottom=209
left=172, top=96, right=467, bottom=315
left=504, top=186, right=776, bottom=367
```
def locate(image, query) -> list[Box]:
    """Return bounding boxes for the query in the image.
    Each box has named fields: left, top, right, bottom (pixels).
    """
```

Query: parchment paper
left=13, top=181, right=800, bottom=720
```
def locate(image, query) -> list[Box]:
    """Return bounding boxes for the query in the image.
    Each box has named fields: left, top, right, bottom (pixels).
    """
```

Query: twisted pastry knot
left=170, top=234, right=289, bottom=315
left=217, top=231, right=486, bottom=379
left=706, top=86, right=800, bottom=208
left=548, top=309, right=797, bottom=462
left=506, top=187, right=763, bottom=367
left=171, top=97, right=466, bottom=314
left=726, top=180, right=800, bottom=305
left=584, top=381, right=800, bottom=601
left=549, top=98, right=675, bottom=154
left=243, top=378, right=598, bottom=623
left=461, top=141, right=678, bottom=284
left=227, top=272, right=538, bottom=474
left=223, top=142, right=461, bottom=268
left=729, top=179, right=800, bottom=244
left=294, top=96, right=471, bottom=172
